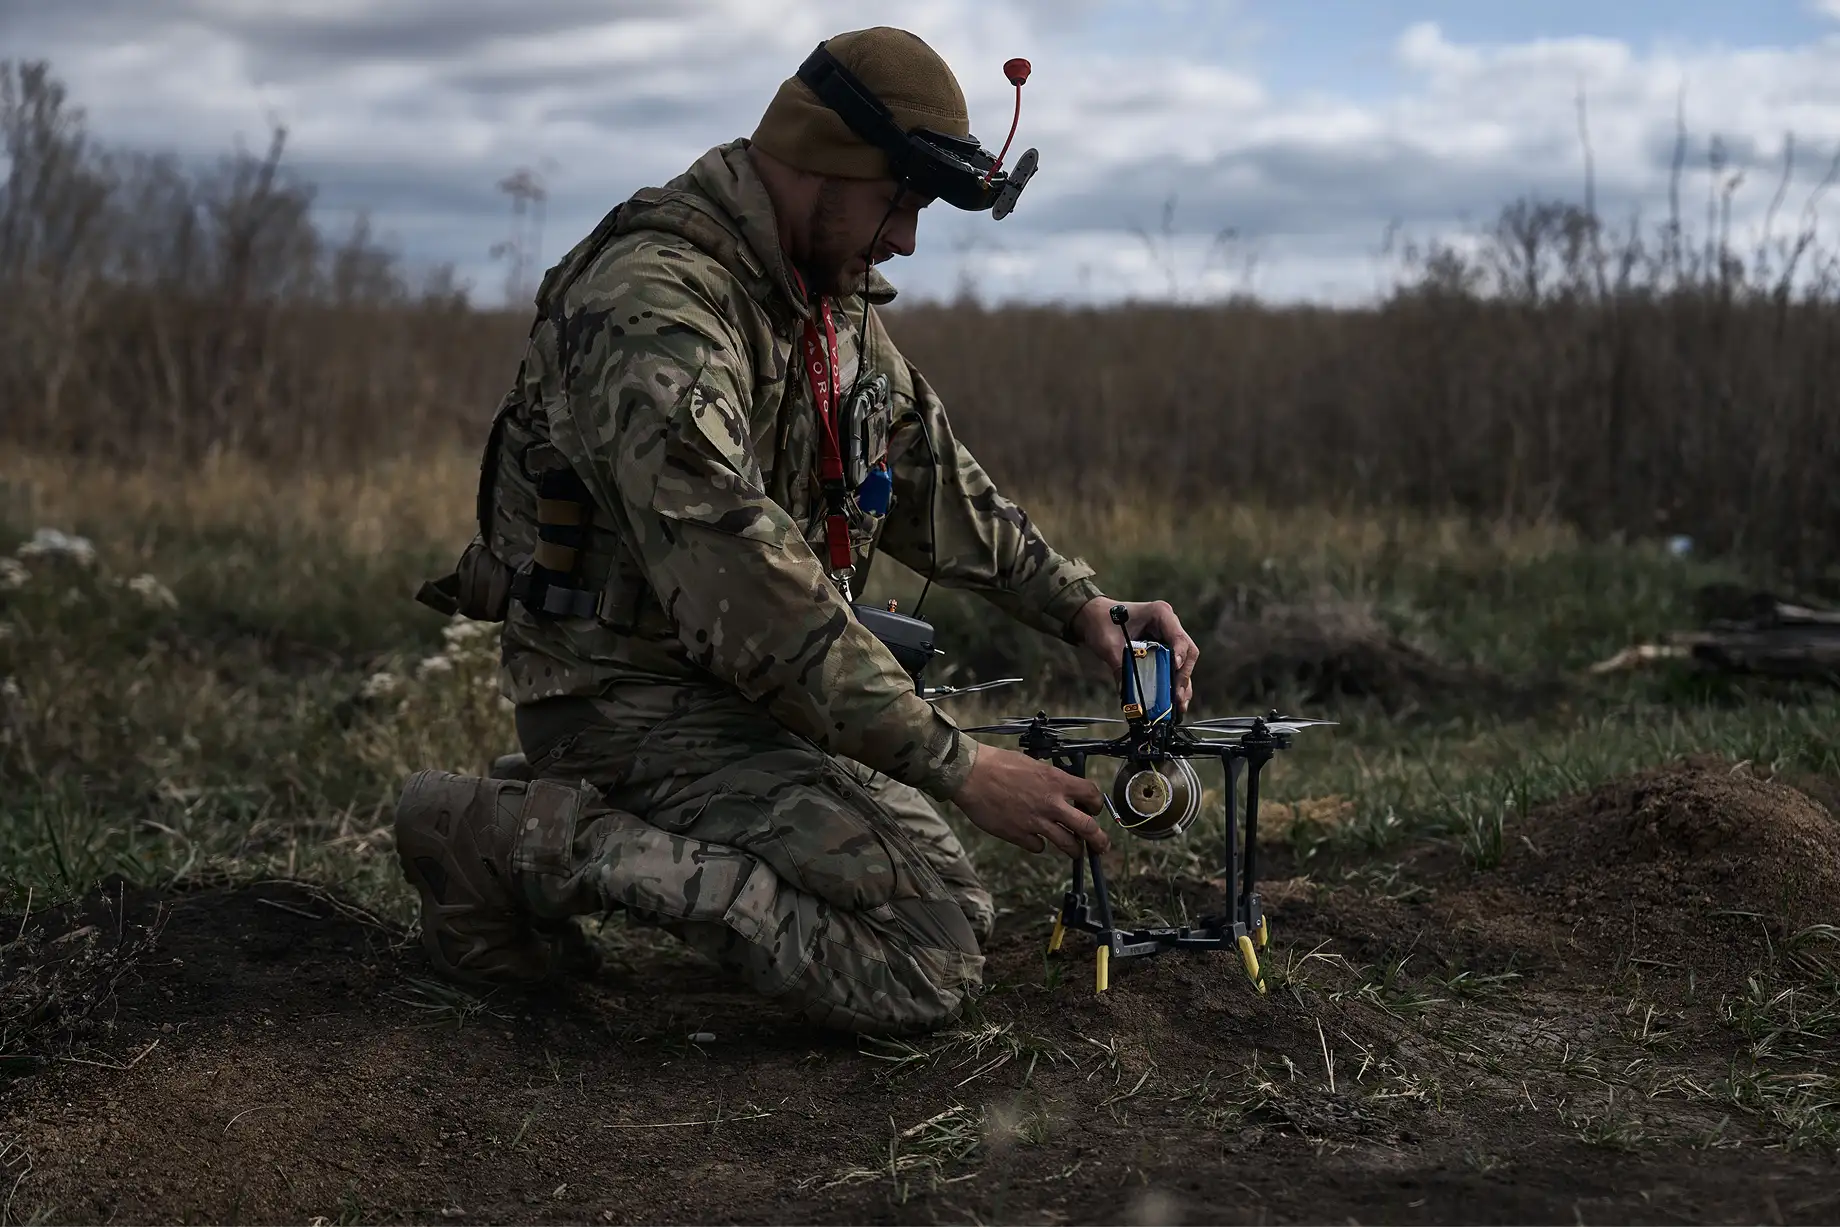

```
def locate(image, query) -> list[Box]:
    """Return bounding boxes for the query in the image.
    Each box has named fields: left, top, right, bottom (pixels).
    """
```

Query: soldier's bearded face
left=805, top=177, right=927, bottom=297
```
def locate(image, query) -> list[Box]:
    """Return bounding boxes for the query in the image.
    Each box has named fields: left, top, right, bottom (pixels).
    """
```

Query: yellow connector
left=1096, top=946, right=1110, bottom=993
left=1238, top=934, right=1266, bottom=995
left=1048, top=916, right=1065, bottom=953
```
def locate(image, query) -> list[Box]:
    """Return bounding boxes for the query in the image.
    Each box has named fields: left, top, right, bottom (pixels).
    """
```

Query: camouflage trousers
left=511, top=683, right=994, bottom=1035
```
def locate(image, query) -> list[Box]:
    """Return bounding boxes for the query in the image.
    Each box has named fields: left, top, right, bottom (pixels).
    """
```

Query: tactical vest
left=416, top=186, right=783, bottom=630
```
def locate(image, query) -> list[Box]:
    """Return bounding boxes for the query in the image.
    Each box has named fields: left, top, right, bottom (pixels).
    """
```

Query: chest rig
left=415, top=184, right=894, bottom=632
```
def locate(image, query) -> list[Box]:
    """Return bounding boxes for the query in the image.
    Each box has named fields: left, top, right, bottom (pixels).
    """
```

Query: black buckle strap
left=415, top=572, right=462, bottom=617
left=536, top=520, right=588, bottom=550
left=510, top=563, right=599, bottom=620
left=536, top=467, right=591, bottom=501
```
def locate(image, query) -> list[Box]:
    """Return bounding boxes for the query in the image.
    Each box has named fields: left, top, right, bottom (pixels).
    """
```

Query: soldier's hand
left=951, top=745, right=1110, bottom=858
left=1070, top=596, right=1201, bottom=714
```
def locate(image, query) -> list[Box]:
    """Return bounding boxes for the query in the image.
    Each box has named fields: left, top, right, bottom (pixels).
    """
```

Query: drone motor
left=1108, top=756, right=1202, bottom=840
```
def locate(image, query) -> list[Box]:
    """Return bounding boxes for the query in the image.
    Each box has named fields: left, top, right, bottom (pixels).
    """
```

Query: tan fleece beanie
left=751, top=27, right=971, bottom=180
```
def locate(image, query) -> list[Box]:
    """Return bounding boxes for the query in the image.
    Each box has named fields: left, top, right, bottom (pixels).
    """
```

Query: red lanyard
left=793, top=279, right=854, bottom=579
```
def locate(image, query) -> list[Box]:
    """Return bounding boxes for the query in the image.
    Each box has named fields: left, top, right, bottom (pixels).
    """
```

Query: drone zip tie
left=965, top=605, right=1336, bottom=995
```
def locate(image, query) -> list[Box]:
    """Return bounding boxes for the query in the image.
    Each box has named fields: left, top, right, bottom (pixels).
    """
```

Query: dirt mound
left=1510, top=756, right=1840, bottom=933
left=1205, top=595, right=1547, bottom=716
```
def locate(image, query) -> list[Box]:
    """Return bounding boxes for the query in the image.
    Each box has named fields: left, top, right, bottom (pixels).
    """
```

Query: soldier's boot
left=394, top=769, right=599, bottom=989
left=480, top=753, right=603, bottom=972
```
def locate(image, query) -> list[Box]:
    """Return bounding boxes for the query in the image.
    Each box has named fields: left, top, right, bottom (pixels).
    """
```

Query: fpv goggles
left=795, top=42, right=1039, bottom=219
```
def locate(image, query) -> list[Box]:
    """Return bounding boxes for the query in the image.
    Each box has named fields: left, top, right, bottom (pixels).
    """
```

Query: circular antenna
left=1004, top=58, right=1032, bottom=86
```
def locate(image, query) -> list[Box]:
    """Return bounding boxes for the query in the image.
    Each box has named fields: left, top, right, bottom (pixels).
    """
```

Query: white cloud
left=9, top=2, right=1840, bottom=305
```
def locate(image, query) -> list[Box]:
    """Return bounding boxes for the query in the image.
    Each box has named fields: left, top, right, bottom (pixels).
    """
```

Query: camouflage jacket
left=488, top=139, right=1102, bottom=801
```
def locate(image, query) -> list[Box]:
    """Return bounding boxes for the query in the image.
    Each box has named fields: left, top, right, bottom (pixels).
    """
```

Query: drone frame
left=992, top=712, right=1304, bottom=994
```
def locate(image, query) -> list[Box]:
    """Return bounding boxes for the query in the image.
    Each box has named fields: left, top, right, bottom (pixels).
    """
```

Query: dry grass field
left=5, top=57, right=1840, bottom=1225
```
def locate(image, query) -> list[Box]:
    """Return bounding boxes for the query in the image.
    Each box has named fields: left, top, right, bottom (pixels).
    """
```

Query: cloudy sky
left=9, top=0, right=1840, bottom=305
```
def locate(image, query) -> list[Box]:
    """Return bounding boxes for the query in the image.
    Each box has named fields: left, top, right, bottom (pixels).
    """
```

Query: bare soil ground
left=5, top=756, right=1840, bottom=1225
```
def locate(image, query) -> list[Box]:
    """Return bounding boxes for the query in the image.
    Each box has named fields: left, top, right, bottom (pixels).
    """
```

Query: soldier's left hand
left=1070, top=597, right=1201, bottom=714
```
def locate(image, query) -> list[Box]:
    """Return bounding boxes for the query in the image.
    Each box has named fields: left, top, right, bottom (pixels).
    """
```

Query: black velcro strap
left=537, top=467, right=592, bottom=502
left=535, top=585, right=598, bottom=618
left=536, top=521, right=588, bottom=550
left=510, top=564, right=599, bottom=620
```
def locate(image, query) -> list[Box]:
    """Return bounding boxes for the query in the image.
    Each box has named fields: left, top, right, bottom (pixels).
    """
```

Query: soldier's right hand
left=951, top=745, right=1110, bottom=858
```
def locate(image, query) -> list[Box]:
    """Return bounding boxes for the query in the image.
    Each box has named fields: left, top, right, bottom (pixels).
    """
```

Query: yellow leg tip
left=1048, top=917, right=1065, bottom=953
left=1238, top=933, right=1266, bottom=994
left=1096, top=946, right=1110, bottom=993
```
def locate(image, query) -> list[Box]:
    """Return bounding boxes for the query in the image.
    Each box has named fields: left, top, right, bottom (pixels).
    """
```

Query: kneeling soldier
left=397, top=26, right=1200, bottom=1035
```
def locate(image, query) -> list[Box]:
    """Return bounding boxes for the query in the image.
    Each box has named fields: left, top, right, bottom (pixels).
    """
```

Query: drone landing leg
left=1088, top=846, right=1117, bottom=992
left=1222, top=756, right=1240, bottom=927
left=1050, top=852, right=1086, bottom=954
left=1232, top=756, right=1267, bottom=994
left=1213, top=756, right=1264, bottom=993
left=1245, top=754, right=1268, bottom=951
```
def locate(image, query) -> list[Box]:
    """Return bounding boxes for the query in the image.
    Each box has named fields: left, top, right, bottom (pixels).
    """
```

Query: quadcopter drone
left=856, top=599, right=1334, bottom=995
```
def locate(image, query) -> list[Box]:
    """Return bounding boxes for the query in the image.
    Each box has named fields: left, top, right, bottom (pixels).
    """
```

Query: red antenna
left=983, top=58, right=1031, bottom=186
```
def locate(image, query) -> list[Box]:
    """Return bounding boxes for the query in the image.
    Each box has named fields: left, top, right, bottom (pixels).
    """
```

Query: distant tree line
left=6, top=59, right=1840, bottom=579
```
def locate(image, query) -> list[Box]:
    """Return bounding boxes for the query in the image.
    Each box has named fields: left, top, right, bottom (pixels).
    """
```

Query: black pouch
left=415, top=534, right=515, bottom=622
left=852, top=602, right=941, bottom=684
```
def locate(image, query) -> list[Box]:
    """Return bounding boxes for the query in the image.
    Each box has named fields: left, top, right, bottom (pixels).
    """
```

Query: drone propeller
left=921, top=677, right=1024, bottom=702
left=1192, top=719, right=1339, bottom=738
left=1186, top=714, right=1338, bottom=730
left=964, top=714, right=1124, bottom=735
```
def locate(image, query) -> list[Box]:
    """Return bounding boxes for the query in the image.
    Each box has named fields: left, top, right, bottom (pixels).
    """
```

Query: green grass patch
left=3, top=465, right=1838, bottom=927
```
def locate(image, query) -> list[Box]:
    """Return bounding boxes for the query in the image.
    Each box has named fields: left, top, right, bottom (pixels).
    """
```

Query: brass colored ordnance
left=1109, top=757, right=1201, bottom=840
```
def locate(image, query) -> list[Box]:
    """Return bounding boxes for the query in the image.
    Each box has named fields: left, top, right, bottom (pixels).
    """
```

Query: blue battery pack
left=1119, top=639, right=1174, bottom=724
